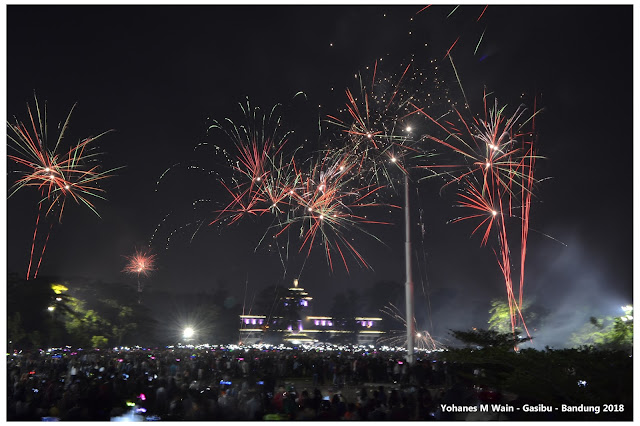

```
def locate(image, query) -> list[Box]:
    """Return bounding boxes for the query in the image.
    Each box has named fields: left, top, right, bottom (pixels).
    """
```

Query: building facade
left=239, top=279, right=384, bottom=345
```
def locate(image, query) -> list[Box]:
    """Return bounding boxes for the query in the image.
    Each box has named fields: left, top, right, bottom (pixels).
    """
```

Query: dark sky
left=5, top=5, right=634, bottom=345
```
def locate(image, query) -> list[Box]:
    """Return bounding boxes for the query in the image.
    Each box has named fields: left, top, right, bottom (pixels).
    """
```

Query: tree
left=441, top=342, right=632, bottom=420
left=7, top=312, right=26, bottom=351
left=7, top=274, right=76, bottom=348
left=570, top=307, right=633, bottom=352
left=91, top=335, right=109, bottom=349
left=450, top=328, right=531, bottom=350
left=487, top=297, right=547, bottom=334
left=63, top=277, right=159, bottom=346
left=104, top=302, right=138, bottom=347
left=607, top=317, right=633, bottom=350
left=63, top=304, right=111, bottom=348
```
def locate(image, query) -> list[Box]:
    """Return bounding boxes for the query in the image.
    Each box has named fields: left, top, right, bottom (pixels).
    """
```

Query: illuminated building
left=239, top=279, right=384, bottom=345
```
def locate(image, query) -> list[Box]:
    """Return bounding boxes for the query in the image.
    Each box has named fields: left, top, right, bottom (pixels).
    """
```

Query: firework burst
left=276, top=152, right=397, bottom=272
left=378, top=303, right=445, bottom=351
left=123, top=248, right=157, bottom=304
left=325, top=59, right=451, bottom=189
left=123, top=248, right=157, bottom=277
left=208, top=99, right=299, bottom=225
left=7, top=95, right=120, bottom=279
left=203, top=98, right=397, bottom=274
left=415, top=89, right=542, bottom=338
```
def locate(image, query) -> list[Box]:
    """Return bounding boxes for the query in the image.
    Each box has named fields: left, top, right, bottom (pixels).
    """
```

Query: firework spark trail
left=33, top=222, right=53, bottom=279
left=415, top=190, right=435, bottom=332
left=415, top=89, right=542, bottom=338
left=378, top=303, right=445, bottom=351
left=123, top=248, right=157, bottom=304
left=326, top=60, right=449, bottom=193
left=417, top=5, right=490, bottom=58
left=203, top=97, right=401, bottom=274
left=516, top=95, right=539, bottom=308
left=209, top=102, right=300, bottom=238
left=414, top=98, right=533, bottom=199
left=123, top=249, right=157, bottom=276
left=7, top=95, right=120, bottom=279
left=208, top=100, right=298, bottom=225
left=520, top=146, right=534, bottom=308
left=26, top=198, right=44, bottom=280
left=282, top=153, right=397, bottom=272
left=452, top=182, right=497, bottom=246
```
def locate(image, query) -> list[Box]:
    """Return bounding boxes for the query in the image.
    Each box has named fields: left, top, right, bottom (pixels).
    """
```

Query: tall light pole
left=402, top=126, right=416, bottom=364
left=404, top=171, right=415, bottom=364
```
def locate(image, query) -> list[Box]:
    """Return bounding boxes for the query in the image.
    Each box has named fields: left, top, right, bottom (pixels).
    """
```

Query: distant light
left=183, top=327, right=195, bottom=339
left=47, top=306, right=55, bottom=312
left=406, top=126, right=412, bottom=132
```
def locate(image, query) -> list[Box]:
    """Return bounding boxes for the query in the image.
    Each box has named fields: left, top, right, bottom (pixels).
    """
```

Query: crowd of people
left=7, top=344, right=474, bottom=421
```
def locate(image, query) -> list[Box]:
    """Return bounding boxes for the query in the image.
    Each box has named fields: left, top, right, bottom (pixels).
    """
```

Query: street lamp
left=183, top=327, right=195, bottom=340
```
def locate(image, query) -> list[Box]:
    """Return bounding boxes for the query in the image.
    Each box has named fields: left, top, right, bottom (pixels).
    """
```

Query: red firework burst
left=123, top=249, right=157, bottom=277
left=7, top=96, right=119, bottom=279
left=417, top=91, right=541, bottom=339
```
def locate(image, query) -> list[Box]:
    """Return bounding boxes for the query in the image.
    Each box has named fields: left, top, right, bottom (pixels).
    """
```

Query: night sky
left=4, top=4, right=634, bottom=346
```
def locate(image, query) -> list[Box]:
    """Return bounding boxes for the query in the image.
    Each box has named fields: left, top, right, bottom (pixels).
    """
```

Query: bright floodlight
left=183, top=327, right=195, bottom=339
